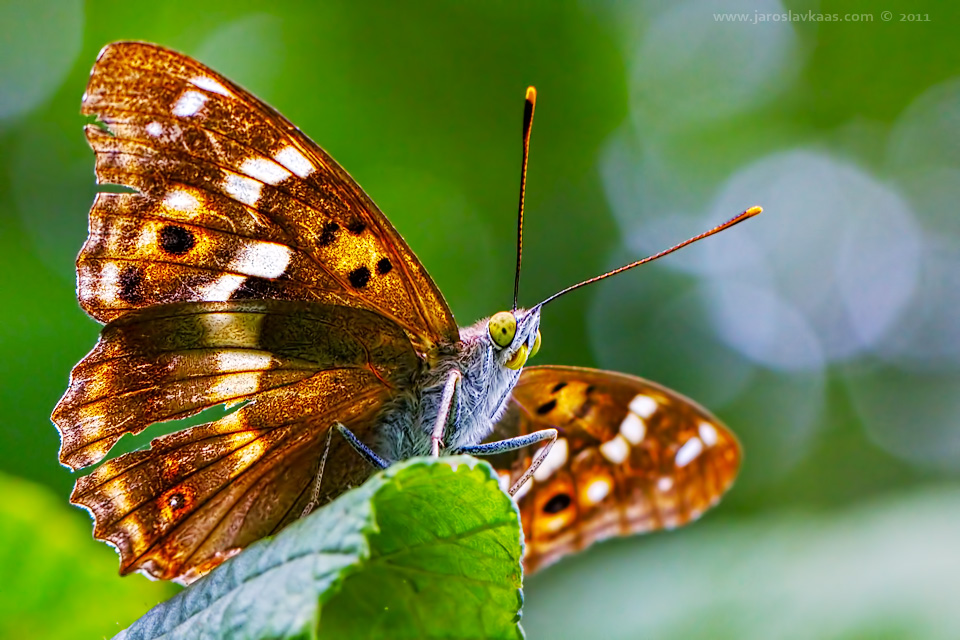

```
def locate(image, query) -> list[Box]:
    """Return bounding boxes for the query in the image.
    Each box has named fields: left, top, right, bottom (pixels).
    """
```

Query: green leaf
left=116, top=456, right=524, bottom=640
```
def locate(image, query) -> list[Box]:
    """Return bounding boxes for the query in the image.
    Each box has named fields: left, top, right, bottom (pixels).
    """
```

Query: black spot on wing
left=551, top=382, right=567, bottom=393
left=543, top=493, right=571, bottom=514
left=536, top=399, right=557, bottom=415
left=158, top=225, right=195, bottom=255
left=348, top=266, right=371, bottom=289
left=231, top=277, right=283, bottom=300
left=346, top=220, right=366, bottom=234
left=376, top=258, right=392, bottom=275
left=118, top=265, right=144, bottom=303
left=318, top=222, right=339, bottom=246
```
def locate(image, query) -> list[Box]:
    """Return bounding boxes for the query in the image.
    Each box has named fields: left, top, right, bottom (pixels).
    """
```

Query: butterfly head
left=486, top=307, right=542, bottom=371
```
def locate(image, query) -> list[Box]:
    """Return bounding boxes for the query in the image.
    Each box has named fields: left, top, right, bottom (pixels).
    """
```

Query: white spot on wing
left=629, top=394, right=658, bottom=418
left=208, top=372, right=262, bottom=400
left=585, top=478, right=611, bottom=504
left=699, top=422, right=719, bottom=446
left=533, top=438, right=569, bottom=482
left=228, top=242, right=292, bottom=279
left=240, top=157, right=292, bottom=185
left=675, top=437, right=704, bottom=468
left=223, top=173, right=263, bottom=207
left=202, top=274, right=246, bottom=300
left=164, top=189, right=200, bottom=212
left=599, top=434, right=630, bottom=465
left=189, top=75, right=232, bottom=97
left=105, top=479, right=136, bottom=516
left=657, top=476, right=674, bottom=491
left=543, top=516, right=569, bottom=534
left=146, top=121, right=163, bottom=137
left=274, top=146, right=315, bottom=178
left=136, top=227, right=157, bottom=251
left=97, top=262, right=120, bottom=302
left=215, top=351, right=274, bottom=372
left=172, top=90, right=208, bottom=117
left=619, top=412, right=646, bottom=444
left=233, top=437, right=265, bottom=468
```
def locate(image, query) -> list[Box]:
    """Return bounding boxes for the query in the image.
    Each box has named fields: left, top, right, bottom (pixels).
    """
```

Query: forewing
left=487, top=366, right=741, bottom=573
left=79, top=41, right=457, bottom=349
left=53, top=301, right=419, bottom=582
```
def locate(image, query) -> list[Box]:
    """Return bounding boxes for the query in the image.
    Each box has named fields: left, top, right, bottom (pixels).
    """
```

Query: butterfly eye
left=505, top=344, right=529, bottom=370
left=488, top=311, right=517, bottom=348
left=529, top=330, right=542, bottom=358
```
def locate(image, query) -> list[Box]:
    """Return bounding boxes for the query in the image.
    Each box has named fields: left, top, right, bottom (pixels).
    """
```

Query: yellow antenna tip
left=525, top=86, right=537, bottom=104
left=745, top=205, right=763, bottom=216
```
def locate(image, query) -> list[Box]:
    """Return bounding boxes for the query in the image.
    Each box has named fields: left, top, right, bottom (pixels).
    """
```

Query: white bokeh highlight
left=612, top=150, right=924, bottom=370
left=628, top=0, right=802, bottom=131
left=876, top=76, right=960, bottom=371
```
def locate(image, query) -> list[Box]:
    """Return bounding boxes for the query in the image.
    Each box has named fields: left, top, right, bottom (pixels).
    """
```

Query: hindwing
left=53, top=300, right=419, bottom=581
left=487, top=366, right=741, bottom=573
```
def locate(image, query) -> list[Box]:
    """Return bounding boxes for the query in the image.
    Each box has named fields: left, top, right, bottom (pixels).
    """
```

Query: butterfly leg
left=336, top=424, right=389, bottom=469
left=300, top=427, right=334, bottom=518
left=457, top=428, right=558, bottom=496
left=430, top=369, right=462, bottom=457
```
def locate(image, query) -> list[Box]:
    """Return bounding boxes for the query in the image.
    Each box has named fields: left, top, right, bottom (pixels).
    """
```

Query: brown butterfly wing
left=80, top=41, right=457, bottom=349
left=55, top=300, right=419, bottom=582
left=55, top=41, right=457, bottom=581
left=487, top=365, right=741, bottom=574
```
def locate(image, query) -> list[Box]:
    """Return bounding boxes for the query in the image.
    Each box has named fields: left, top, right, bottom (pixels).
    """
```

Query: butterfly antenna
left=537, top=206, right=763, bottom=308
left=513, top=86, right=537, bottom=311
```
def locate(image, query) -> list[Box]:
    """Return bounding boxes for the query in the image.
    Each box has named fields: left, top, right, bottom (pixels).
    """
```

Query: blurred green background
left=1, top=0, right=958, bottom=637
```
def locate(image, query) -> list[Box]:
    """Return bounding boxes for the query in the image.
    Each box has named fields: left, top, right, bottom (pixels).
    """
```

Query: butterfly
left=53, top=41, right=758, bottom=584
